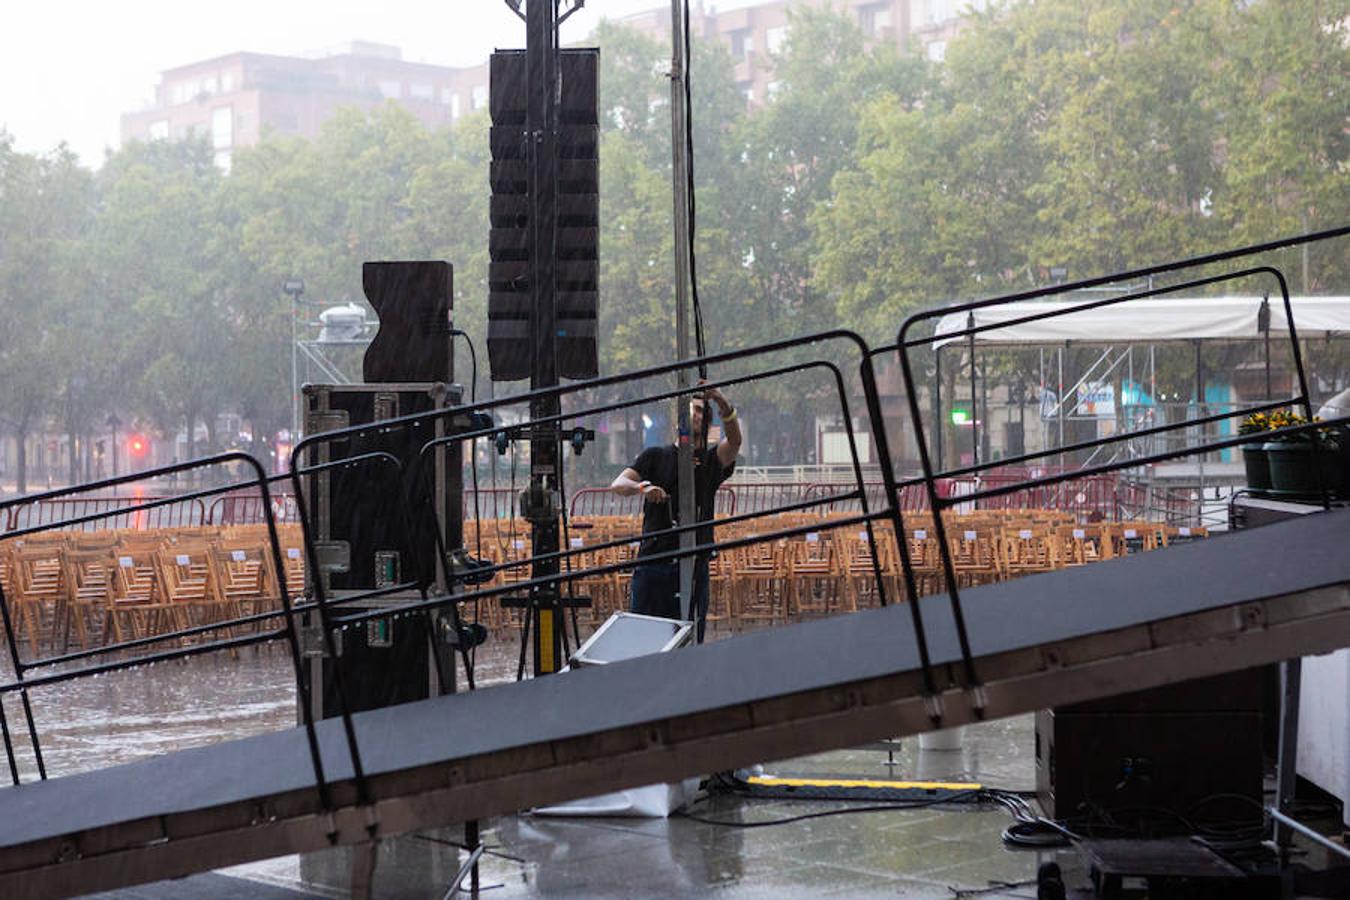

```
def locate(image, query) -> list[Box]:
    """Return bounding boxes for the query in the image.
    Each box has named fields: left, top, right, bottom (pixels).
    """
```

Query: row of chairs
left=1, top=509, right=1209, bottom=654
left=460, top=511, right=1208, bottom=634
left=0, top=525, right=305, bottom=658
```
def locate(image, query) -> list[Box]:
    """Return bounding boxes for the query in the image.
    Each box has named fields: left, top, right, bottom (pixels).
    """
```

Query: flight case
left=299, top=382, right=467, bottom=721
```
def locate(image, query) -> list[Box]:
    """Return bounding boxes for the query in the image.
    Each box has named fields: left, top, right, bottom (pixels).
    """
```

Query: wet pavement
left=5, top=637, right=1055, bottom=898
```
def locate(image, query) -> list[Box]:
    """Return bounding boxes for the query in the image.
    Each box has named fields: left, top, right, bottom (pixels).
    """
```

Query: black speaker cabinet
left=299, top=382, right=466, bottom=719
left=1036, top=670, right=1264, bottom=830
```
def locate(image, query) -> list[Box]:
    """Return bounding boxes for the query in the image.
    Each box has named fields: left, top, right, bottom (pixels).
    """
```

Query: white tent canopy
left=931, top=296, right=1350, bottom=348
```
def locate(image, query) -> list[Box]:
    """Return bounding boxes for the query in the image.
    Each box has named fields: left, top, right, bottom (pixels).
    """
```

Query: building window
left=148, top=120, right=169, bottom=140
left=472, top=84, right=488, bottom=110
left=214, top=150, right=232, bottom=172
left=737, top=81, right=754, bottom=104
left=911, top=0, right=960, bottom=27
left=221, top=71, right=235, bottom=92
left=766, top=26, right=788, bottom=54
left=859, top=3, right=893, bottom=37
left=212, top=106, right=233, bottom=149
left=202, top=75, right=218, bottom=95
left=766, top=81, right=783, bottom=101
left=926, top=40, right=947, bottom=62
left=378, top=80, right=402, bottom=99
left=410, top=82, right=433, bottom=101
left=450, top=94, right=461, bottom=119
left=729, top=28, right=753, bottom=60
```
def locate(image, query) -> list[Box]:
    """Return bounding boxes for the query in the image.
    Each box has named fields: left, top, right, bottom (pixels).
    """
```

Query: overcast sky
left=2, top=0, right=756, bottom=167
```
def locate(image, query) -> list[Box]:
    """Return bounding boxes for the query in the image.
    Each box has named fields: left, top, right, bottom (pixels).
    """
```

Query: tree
left=93, top=138, right=227, bottom=462
left=1203, top=0, right=1350, bottom=292
left=0, top=138, right=94, bottom=491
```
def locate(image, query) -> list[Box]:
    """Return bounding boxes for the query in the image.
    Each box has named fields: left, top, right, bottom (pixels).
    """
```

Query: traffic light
left=128, top=433, right=149, bottom=457
left=487, top=48, right=599, bottom=382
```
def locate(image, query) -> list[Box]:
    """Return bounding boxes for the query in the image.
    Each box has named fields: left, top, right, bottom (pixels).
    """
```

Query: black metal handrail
left=892, top=226, right=1347, bottom=715
left=4, top=227, right=1339, bottom=828
left=283, top=330, right=923, bottom=689
left=0, top=453, right=317, bottom=796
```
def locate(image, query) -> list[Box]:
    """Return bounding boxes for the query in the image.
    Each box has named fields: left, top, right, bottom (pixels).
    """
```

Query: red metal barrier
left=567, top=485, right=735, bottom=519
left=205, top=493, right=299, bottom=525
left=463, top=488, right=518, bottom=521
left=724, top=482, right=799, bottom=515
left=6, top=495, right=208, bottom=533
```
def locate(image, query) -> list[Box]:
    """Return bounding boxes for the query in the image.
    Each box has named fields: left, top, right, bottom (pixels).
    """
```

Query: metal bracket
left=313, top=541, right=351, bottom=574
left=300, top=621, right=330, bottom=658
left=373, top=392, right=399, bottom=422
left=307, top=409, right=349, bottom=436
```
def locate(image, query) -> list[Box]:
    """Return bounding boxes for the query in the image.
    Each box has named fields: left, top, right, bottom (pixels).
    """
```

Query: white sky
left=1, top=0, right=757, bottom=167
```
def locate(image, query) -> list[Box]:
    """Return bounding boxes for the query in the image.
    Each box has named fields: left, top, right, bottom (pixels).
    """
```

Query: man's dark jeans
left=630, top=556, right=711, bottom=642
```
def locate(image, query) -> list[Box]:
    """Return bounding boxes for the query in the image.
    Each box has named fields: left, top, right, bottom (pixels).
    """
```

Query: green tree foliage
left=1201, top=0, right=1349, bottom=292
left=0, top=137, right=94, bottom=490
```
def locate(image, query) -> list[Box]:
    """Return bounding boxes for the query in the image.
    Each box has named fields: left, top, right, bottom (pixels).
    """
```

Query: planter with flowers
left=1247, top=410, right=1349, bottom=501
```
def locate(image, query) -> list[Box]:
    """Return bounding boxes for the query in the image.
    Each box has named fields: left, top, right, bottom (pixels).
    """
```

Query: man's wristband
left=722, top=408, right=738, bottom=423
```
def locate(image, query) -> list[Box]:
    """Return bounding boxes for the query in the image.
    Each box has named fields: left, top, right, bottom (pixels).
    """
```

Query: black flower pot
left=1241, top=444, right=1272, bottom=495
left=1264, top=440, right=1349, bottom=501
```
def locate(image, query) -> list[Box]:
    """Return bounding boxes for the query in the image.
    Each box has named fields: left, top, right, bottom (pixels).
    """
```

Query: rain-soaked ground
left=5, top=635, right=1061, bottom=898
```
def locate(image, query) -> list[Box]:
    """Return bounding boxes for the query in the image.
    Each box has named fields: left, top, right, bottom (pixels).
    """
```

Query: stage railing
left=0, top=226, right=1342, bottom=843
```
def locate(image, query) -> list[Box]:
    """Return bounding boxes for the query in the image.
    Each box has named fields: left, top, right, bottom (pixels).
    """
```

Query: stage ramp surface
left=0, top=508, right=1347, bottom=898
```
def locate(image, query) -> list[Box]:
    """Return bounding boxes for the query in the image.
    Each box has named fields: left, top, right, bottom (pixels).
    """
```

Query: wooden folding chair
left=946, top=524, right=1002, bottom=587
left=156, top=546, right=225, bottom=637
left=107, top=549, right=166, bottom=643
left=999, top=526, right=1061, bottom=579
left=60, top=548, right=114, bottom=650
left=787, top=531, right=844, bottom=618
left=12, top=543, right=70, bottom=658
left=211, top=542, right=274, bottom=626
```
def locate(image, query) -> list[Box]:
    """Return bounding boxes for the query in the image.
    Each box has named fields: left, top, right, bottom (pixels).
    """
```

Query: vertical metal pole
left=1261, top=296, right=1273, bottom=400
left=1057, top=345, right=1066, bottom=469
left=670, top=0, right=697, bottom=619
left=1274, top=658, right=1302, bottom=852
left=1195, top=340, right=1205, bottom=515
left=291, top=292, right=300, bottom=443
left=968, top=313, right=978, bottom=468
left=465, top=819, right=481, bottom=895
left=1038, top=348, right=1045, bottom=460
left=934, top=348, right=944, bottom=470
left=527, top=0, right=563, bottom=674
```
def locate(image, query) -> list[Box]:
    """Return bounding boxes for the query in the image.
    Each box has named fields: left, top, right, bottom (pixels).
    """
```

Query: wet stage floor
left=4, top=638, right=1055, bottom=898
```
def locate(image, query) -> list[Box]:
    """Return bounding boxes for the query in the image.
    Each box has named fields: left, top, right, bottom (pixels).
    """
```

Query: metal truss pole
left=526, top=0, right=563, bottom=675
left=670, top=0, right=697, bottom=619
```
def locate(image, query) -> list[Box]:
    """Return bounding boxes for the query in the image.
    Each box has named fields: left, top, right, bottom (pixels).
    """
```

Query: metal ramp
left=0, top=509, right=1346, bottom=898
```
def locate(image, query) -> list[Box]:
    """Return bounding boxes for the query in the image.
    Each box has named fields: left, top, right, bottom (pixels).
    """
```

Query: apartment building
left=121, top=2, right=976, bottom=164
left=120, top=41, right=489, bottom=169
left=615, top=0, right=979, bottom=104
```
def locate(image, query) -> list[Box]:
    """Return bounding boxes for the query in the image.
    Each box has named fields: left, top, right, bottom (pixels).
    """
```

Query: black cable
left=554, top=432, right=584, bottom=655
left=509, top=439, right=532, bottom=681
left=677, top=790, right=986, bottom=828
left=681, top=0, right=708, bottom=374
left=450, top=329, right=485, bottom=676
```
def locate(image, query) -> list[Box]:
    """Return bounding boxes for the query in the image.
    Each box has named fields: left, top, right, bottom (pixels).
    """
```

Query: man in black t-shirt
left=610, top=383, right=741, bottom=640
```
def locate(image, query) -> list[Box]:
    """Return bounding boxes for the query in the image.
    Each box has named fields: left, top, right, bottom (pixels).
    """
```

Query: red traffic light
left=128, top=434, right=149, bottom=457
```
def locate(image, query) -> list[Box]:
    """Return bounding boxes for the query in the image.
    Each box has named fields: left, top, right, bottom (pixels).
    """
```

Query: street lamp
left=106, top=413, right=123, bottom=478
left=283, top=280, right=306, bottom=440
